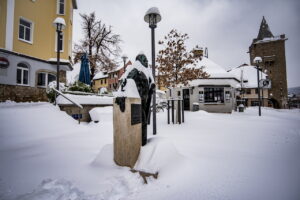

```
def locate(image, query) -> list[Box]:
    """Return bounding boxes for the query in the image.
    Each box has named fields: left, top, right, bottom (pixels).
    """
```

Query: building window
left=37, top=72, right=56, bottom=87
left=16, top=63, right=29, bottom=85
left=19, top=18, right=33, bottom=43
left=100, top=79, right=103, bottom=84
left=251, top=101, right=260, bottom=106
left=204, top=87, right=224, bottom=103
left=55, top=32, right=64, bottom=52
left=225, top=91, right=231, bottom=100
left=246, top=89, right=251, bottom=94
left=57, top=0, right=65, bottom=15
left=199, top=91, right=204, bottom=102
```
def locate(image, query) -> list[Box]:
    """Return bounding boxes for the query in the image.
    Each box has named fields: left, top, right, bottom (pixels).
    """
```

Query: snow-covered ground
left=0, top=102, right=299, bottom=200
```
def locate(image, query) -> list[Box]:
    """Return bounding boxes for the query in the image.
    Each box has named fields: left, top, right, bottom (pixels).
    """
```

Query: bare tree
left=73, top=12, right=121, bottom=79
left=157, top=29, right=209, bottom=88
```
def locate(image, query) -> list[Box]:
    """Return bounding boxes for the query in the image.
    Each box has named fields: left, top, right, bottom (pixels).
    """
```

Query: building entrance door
left=183, top=89, right=190, bottom=110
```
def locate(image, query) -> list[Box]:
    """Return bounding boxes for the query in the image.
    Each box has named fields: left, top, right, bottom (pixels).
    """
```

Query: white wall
left=0, top=52, right=57, bottom=87
left=169, top=86, right=235, bottom=113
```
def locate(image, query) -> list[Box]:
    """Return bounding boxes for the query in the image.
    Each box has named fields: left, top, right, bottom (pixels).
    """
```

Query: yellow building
left=0, top=0, right=77, bottom=102
left=92, top=71, right=108, bottom=94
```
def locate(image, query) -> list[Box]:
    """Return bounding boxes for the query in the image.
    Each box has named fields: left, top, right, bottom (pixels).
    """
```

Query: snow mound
left=134, top=137, right=184, bottom=174
left=14, top=179, right=98, bottom=200
left=116, top=59, right=154, bottom=98
left=89, top=106, right=112, bottom=123
left=114, top=79, right=140, bottom=98
left=0, top=100, right=47, bottom=108
left=56, top=94, right=113, bottom=105
left=197, top=110, right=211, bottom=115
left=122, top=59, right=154, bottom=83
left=91, top=144, right=115, bottom=169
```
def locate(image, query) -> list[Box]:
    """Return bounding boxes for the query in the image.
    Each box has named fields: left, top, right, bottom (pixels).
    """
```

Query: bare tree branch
left=73, top=12, right=122, bottom=80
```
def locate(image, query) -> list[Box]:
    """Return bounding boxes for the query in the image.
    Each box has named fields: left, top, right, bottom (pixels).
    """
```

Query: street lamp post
left=254, top=57, right=262, bottom=116
left=144, top=7, right=162, bottom=135
left=121, top=54, right=128, bottom=72
left=53, top=17, right=66, bottom=91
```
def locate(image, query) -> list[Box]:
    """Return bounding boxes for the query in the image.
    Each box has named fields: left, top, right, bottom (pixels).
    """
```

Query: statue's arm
left=120, top=78, right=127, bottom=92
left=145, top=82, right=155, bottom=121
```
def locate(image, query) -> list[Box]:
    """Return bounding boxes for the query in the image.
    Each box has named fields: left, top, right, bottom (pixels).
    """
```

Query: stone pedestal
left=113, top=97, right=142, bottom=168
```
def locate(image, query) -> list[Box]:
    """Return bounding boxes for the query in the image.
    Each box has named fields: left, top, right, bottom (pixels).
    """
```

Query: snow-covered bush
left=99, top=87, right=108, bottom=95
left=68, top=81, right=93, bottom=93
left=46, top=81, right=66, bottom=103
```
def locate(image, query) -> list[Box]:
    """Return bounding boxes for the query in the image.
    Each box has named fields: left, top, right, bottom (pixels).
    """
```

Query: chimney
left=193, top=46, right=203, bottom=60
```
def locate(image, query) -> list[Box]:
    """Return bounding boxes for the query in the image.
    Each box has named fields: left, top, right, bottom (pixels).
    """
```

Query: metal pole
left=178, top=100, right=181, bottom=124
left=167, top=100, right=170, bottom=124
left=261, top=88, right=264, bottom=107
left=151, top=26, right=157, bottom=135
left=123, top=60, right=126, bottom=72
left=171, top=100, right=174, bottom=124
left=182, top=99, right=184, bottom=123
left=260, top=70, right=264, bottom=107
left=56, top=28, right=60, bottom=91
left=257, top=66, right=261, bottom=116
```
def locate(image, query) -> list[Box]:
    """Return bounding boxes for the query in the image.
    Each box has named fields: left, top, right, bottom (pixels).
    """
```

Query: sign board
left=0, top=57, right=9, bottom=69
left=131, top=104, right=141, bottom=125
left=259, top=79, right=271, bottom=89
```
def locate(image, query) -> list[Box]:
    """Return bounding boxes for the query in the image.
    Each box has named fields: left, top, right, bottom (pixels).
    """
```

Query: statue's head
left=135, top=53, right=148, bottom=68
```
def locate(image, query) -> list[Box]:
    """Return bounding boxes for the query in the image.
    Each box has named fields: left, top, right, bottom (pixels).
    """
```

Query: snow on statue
left=116, top=52, right=155, bottom=146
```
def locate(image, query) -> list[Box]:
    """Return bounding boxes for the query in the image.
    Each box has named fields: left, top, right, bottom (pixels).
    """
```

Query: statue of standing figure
left=120, top=53, right=155, bottom=146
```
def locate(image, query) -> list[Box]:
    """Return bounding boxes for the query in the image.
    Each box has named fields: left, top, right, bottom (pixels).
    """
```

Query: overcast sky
left=73, top=0, right=300, bottom=87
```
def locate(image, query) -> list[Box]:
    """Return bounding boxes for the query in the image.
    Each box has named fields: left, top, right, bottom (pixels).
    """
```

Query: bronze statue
left=120, top=53, right=155, bottom=146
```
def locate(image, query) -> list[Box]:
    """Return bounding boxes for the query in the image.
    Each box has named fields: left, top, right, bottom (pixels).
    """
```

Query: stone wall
left=249, top=38, right=288, bottom=108
left=0, top=70, right=67, bottom=103
left=0, top=84, right=48, bottom=102
left=246, top=98, right=269, bottom=107
left=59, top=104, right=112, bottom=122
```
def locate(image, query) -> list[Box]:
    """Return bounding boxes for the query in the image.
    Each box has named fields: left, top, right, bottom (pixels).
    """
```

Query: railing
left=52, top=88, right=83, bottom=124
left=167, top=98, right=185, bottom=124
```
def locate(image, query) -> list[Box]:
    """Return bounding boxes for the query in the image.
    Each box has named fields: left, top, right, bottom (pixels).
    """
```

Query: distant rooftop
left=188, top=57, right=239, bottom=79
left=93, top=71, right=108, bottom=80
left=228, top=65, right=267, bottom=88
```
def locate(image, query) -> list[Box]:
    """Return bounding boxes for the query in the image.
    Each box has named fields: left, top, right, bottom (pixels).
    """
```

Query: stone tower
left=249, top=16, right=288, bottom=108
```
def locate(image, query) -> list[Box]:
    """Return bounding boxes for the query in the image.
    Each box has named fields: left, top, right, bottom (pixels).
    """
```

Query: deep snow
left=0, top=102, right=299, bottom=200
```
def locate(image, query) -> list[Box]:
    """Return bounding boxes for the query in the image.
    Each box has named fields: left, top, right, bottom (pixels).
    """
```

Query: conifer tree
left=157, top=29, right=209, bottom=88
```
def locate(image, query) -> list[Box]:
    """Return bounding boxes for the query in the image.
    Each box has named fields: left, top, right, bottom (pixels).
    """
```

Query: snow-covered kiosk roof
left=189, top=78, right=240, bottom=88
left=186, top=57, right=240, bottom=88
left=228, top=65, right=267, bottom=88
